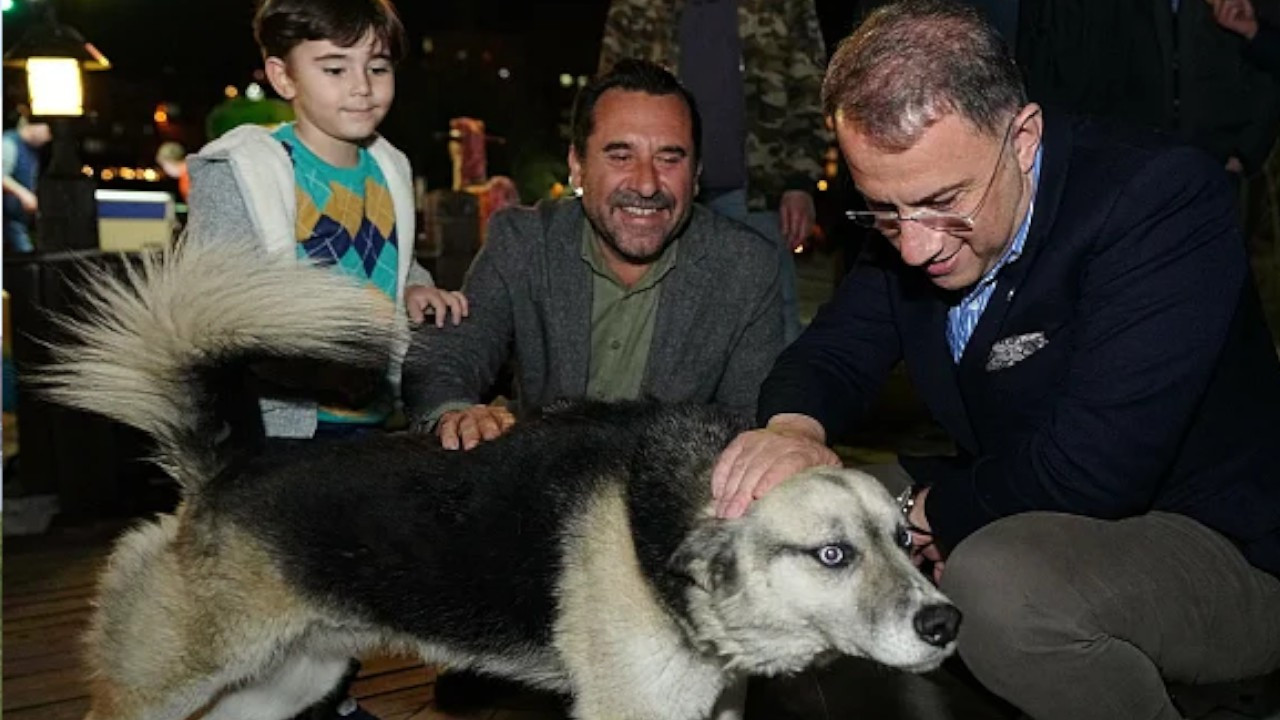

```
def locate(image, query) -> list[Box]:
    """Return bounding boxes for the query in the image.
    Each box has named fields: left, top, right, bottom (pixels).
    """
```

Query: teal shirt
left=275, top=123, right=398, bottom=425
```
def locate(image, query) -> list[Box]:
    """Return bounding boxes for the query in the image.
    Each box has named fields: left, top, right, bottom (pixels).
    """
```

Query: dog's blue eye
left=814, top=544, right=852, bottom=568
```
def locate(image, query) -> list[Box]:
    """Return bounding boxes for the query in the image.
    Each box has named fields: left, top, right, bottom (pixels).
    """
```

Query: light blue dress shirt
left=945, top=147, right=1043, bottom=362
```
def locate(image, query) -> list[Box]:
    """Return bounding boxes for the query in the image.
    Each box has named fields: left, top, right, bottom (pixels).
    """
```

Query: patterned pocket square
left=986, top=331, right=1049, bottom=371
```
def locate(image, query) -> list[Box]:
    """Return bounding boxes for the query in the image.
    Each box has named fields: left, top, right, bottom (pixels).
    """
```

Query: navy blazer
left=760, top=114, right=1280, bottom=577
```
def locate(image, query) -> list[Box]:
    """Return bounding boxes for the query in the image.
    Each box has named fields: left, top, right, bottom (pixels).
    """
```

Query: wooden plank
left=359, top=653, right=433, bottom=677
left=351, top=666, right=435, bottom=698
left=4, top=599, right=91, bottom=622
left=3, top=622, right=89, bottom=661
left=2, top=667, right=89, bottom=710
left=2, top=697, right=91, bottom=720
left=361, top=684, right=436, bottom=718
left=3, top=582, right=98, bottom=608
left=3, top=647, right=86, bottom=679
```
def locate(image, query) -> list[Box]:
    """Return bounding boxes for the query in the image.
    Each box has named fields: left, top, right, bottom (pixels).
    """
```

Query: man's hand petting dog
left=905, top=486, right=945, bottom=583
left=712, top=413, right=841, bottom=518
left=437, top=404, right=516, bottom=450
left=406, top=285, right=469, bottom=328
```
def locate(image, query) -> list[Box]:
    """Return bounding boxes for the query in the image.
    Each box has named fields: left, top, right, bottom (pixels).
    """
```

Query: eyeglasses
left=845, top=114, right=1019, bottom=234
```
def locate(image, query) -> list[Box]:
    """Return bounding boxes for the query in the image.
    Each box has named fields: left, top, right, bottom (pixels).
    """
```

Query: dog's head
left=669, top=468, right=959, bottom=676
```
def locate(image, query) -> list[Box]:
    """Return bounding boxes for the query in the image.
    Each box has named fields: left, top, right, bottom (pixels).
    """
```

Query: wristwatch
left=896, top=484, right=931, bottom=536
left=896, top=484, right=921, bottom=517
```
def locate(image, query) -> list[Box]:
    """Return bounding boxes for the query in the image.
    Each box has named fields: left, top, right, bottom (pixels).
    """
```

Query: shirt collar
left=960, top=144, right=1043, bottom=302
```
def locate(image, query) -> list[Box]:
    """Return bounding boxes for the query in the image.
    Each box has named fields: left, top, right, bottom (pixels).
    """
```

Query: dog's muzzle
left=914, top=603, right=962, bottom=647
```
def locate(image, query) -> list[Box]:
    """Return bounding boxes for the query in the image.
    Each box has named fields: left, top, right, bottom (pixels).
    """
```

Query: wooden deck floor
left=1, top=519, right=568, bottom=720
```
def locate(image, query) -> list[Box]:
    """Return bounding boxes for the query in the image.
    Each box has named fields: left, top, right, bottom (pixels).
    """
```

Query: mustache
left=608, top=190, right=674, bottom=211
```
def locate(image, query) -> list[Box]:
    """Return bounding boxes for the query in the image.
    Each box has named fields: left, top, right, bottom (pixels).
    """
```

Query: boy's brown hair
left=253, top=0, right=407, bottom=62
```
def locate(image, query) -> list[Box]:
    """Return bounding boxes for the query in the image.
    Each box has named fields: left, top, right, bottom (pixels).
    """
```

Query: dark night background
left=1, top=0, right=871, bottom=199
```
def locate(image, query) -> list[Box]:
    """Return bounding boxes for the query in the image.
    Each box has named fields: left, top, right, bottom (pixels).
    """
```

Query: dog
left=39, top=243, right=960, bottom=720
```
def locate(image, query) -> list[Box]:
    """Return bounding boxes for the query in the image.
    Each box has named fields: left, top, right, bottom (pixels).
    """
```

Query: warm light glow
left=82, top=165, right=94, bottom=177
left=26, top=57, right=84, bottom=117
left=100, top=168, right=116, bottom=181
left=224, top=85, right=239, bottom=99
left=154, top=109, right=168, bottom=123
left=816, top=180, right=829, bottom=192
left=119, top=167, right=136, bottom=180
left=559, top=73, right=573, bottom=88
left=142, top=168, right=160, bottom=182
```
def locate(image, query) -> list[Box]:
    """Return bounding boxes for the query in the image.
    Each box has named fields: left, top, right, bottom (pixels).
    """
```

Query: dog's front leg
left=708, top=676, right=747, bottom=720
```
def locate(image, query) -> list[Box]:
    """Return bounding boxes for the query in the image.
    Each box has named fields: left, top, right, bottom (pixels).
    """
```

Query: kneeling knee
left=941, top=515, right=1087, bottom=667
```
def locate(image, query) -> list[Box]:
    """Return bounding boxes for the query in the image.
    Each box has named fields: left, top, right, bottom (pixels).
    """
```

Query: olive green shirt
left=582, top=225, right=679, bottom=402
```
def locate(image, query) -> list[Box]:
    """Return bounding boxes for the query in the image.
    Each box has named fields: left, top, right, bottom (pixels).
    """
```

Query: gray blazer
left=403, top=199, right=784, bottom=424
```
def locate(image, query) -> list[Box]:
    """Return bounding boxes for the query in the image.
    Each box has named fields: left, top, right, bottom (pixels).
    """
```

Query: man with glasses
left=711, top=1, right=1280, bottom=717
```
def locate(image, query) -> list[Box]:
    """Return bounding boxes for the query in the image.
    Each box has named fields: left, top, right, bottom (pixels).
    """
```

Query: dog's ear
left=668, top=520, right=740, bottom=594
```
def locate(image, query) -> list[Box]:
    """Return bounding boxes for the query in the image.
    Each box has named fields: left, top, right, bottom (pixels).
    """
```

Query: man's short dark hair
left=823, top=0, right=1026, bottom=150
left=571, top=58, right=702, bottom=161
left=254, top=0, right=407, bottom=63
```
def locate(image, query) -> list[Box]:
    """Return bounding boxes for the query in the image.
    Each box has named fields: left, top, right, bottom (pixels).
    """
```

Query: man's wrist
left=897, top=484, right=932, bottom=533
left=764, top=413, right=827, bottom=444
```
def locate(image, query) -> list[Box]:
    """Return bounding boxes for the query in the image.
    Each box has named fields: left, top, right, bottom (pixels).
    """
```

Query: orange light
left=119, top=168, right=136, bottom=180
left=224, top=85, right=239, bottom=99
left=154, top=109, right=168, bottom=123
left=101, top=168, right=116, bottom=181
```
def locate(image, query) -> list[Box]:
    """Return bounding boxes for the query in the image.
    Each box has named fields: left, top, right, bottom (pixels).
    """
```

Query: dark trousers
left=861, top=464, right=1280, bottom=719
left=944, top=511, right=1280, bottom=719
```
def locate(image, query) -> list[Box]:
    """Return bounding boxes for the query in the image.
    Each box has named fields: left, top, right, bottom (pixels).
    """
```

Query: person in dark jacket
left=1019, top=0, right=1280, bottom=179
left=712, top=2, right=1280, bottom=718
left=1208, top=0, right=1280, bottom=77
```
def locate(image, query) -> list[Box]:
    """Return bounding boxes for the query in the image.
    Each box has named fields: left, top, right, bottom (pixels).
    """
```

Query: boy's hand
left=406, top=285, right=469, bottom=328
left=437, top=404, right=516, bottom=450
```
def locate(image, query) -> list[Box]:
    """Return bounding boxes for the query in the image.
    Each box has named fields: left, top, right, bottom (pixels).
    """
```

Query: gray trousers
left=863, top=466, right=1280, bottom=719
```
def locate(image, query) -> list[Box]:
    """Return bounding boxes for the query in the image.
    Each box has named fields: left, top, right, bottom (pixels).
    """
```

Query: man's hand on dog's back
left=437, top=404, right=517, bottom=450
left=712, top=413, right=841, bottom=518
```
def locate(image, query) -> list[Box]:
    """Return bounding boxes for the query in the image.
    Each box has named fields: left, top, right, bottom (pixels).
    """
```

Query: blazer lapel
left=900, top=276, right=979, bottom=454
left=645, top=210, right=714, bottom=390
left=959, top=112, right=1073, bottom=379
left=543, top=202, right=593, bottom=397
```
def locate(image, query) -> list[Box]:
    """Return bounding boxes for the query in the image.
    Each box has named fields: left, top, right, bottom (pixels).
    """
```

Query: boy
left=185, top=0, right=467, bottom=442
left=183, top=2, right=461, bottom=717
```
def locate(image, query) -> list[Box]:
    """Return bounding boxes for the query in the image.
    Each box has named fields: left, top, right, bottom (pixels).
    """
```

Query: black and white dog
left=41, top=244, right=959, bottom=720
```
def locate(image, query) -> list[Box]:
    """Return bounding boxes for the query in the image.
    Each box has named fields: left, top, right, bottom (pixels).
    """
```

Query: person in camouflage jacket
left=599, top=0, right=830, bottom=213
left=599, top=0, right=831, bottom=342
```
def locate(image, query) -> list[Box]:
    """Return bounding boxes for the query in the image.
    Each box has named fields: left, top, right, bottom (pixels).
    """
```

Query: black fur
left=199, top=401, right=750, bottom=658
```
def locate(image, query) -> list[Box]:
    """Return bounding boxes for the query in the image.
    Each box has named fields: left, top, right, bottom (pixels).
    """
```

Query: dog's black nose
left=913, top=603, right=961, bottom=647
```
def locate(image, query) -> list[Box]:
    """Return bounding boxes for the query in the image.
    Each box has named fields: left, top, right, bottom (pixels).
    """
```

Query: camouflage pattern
left=599, top=0, right=832, bottom=210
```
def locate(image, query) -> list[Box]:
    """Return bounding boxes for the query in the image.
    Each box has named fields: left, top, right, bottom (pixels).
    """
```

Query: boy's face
left=265, top=31, right=394, bottom=166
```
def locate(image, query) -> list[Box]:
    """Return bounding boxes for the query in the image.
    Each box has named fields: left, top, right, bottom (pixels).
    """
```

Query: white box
left=96, top=189, right=176, bottom=252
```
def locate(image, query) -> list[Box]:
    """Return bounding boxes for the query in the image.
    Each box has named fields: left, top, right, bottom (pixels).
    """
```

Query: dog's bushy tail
left=36, top=241, right=402, bottom=491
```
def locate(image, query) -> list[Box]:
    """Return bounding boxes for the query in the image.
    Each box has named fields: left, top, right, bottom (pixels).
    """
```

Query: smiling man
left=711, top=1, right=1280, bottom=717
left=405, top=59, right=784, bottom=451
